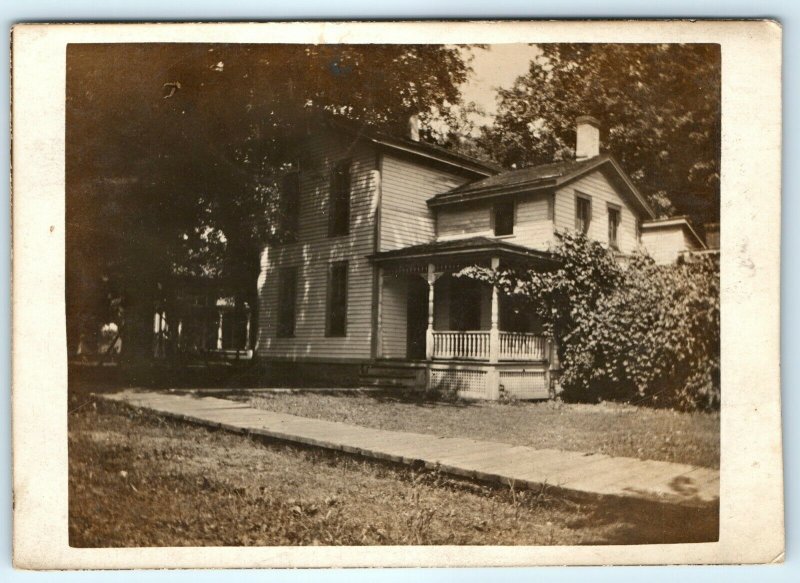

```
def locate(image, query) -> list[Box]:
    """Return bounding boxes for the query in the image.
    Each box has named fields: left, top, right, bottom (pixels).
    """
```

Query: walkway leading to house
left=100, top=389, right=719, bottom=509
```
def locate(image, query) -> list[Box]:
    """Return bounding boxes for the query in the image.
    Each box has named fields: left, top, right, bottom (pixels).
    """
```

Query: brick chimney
left=407, top=113, right=421, bottom=142
left=575, top=115, right=601, bottom=159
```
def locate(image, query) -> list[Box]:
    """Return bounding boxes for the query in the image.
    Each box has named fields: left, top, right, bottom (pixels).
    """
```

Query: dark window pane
left=327, top=262, right=348, bottom=336
left=494, top=200, right=514, bottom=236
left=329, top=160, right=351, bottom=237
left=576, top=196, right=591, bottom=234
left=277, top=268, right=297, bottom=337
left=608, top=207, right=620, bottom=248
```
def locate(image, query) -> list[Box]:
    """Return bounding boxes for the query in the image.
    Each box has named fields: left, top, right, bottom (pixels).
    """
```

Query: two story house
left=256, top=116, right=699, bottom=400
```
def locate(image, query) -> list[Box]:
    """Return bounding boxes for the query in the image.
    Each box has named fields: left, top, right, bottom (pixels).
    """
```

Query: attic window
left=493, top=200, right=514, bottom=236
left=575, top=195, right=591, bottom=235
left=608, top=205, right=621, bottom=249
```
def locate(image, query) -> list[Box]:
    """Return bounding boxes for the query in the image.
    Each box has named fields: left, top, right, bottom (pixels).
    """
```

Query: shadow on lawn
left=570, top=495, right=719, bottom=545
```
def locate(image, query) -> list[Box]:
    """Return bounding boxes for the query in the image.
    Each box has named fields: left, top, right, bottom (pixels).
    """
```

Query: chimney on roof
left=407, top=113, right=421, bottom=142
left=575, top=115, right=601, bottom=160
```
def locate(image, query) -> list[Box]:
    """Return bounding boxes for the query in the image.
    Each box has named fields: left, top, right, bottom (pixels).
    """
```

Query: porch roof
left=368, top=236, right=560, bottom=269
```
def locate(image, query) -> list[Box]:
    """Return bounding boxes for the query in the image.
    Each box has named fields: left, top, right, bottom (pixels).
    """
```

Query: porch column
left=489, top=256, right=500, bottom=364
left=425, top=263, right=436, bottom=360
left=216, top=310, right=224, bottom=350
left=375, top=267, right=384, bottom=358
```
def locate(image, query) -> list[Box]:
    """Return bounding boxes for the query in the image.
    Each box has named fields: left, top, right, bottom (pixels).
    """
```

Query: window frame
left=607, top=203, right=621, bottom=249
left=493, top=199, right=515, bottom=237
left=326, top=260, right=349, bottom=337
left=575, top=193, right=592, bottom=235
left=276, top=267, right=298, bottom=338
left=328, top=159, right=352, bottom=238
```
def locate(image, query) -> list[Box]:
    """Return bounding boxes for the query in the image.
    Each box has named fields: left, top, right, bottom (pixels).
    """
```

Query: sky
left=459, top=44, right=543, bottom=123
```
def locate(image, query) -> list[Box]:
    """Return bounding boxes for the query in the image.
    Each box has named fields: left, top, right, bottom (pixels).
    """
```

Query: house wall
left=436, top=191, right=553, bottom=251
left=257, top=131, right=378, bottom=361
left=641, top=225, right=701, bottom=265
left=554, top=168, right=640, bottom=254
left=381, top=273, right=407, bottom=358
left=379, top=153, right=473, bottom=251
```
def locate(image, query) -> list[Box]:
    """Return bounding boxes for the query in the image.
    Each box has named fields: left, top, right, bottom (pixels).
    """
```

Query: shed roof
left=369, top=236, right=559, bottom=269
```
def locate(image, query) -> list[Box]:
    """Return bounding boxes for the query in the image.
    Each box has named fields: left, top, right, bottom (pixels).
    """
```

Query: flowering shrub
left=459, top=231, right=720, bottom=411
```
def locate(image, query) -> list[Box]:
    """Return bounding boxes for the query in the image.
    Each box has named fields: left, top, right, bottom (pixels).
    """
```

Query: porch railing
left=431, top=331, right=547, bottom=361
left=432, top=331, right=490, bottom=360
left=499, top=332, right=547, bottom=361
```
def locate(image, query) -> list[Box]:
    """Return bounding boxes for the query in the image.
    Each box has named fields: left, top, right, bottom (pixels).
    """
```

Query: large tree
left=478, top=44, right=721, bottom=225
left=66, top=43, right=469, bottom=360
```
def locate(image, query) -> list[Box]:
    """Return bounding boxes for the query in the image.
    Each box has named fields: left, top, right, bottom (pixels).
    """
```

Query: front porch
left=369, top=237, right=561, bottom=400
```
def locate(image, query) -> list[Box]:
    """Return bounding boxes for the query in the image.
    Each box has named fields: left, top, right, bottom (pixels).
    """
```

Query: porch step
left=358, top=363, right=428, bottom=390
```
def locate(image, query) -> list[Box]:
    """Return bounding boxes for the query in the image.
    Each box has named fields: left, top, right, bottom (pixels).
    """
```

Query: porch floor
left=102, top=389, right=718, bottom=509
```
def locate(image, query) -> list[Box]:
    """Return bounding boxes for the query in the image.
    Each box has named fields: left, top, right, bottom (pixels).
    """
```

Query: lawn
left=69, top=392, right=718, bottom=547
left=240, top=391, right=719, bottom=469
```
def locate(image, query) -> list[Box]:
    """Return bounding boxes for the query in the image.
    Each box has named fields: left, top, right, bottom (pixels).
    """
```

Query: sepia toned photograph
left=65, top=39, right=721, bottom=548
left=11, top=20, right=783, bottom=568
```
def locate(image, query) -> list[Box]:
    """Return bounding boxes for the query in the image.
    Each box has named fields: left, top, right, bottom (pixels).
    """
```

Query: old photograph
left=11, top=20, right=783, bottom=568
left=66, top=40, right=721, bottom=547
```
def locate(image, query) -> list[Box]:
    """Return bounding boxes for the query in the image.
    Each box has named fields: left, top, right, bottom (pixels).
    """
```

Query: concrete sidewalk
left=101, top=389, right=719, bottom=508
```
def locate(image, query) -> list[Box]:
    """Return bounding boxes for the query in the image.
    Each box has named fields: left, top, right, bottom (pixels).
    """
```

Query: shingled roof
left=368, top=236, right=559, bottom=269
left=427, top=154, right=655, bottom=219
left=328, top=118, right=503, bottom=177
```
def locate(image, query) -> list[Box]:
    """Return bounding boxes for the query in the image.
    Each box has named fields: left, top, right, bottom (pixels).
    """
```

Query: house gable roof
left=327, top=118, right=501, bottom=177
left=427, top=154, right=656, bottom=220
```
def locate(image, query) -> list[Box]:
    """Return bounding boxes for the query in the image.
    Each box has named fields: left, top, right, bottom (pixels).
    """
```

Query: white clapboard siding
left=513, top=191, right=554, bottom=250
left=641, top=225, right=702, bottom=265
left=554, top=168, right=640, bottom=254
left=436, top=191, right=553, bottom=251
left=380, top=154, right=472, bottom=251
left=381, top=273, right=407, bottom=358
left=437, top=203, right=492, bottom=240
left=257, top=132, right=377, bottom=360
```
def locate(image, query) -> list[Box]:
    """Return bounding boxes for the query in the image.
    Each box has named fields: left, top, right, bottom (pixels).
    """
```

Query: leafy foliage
left=479, top=44, right=721, bottom=224
left=460, top=232, right=720, bottom=410
left=67, top=44, right=470, bottom=358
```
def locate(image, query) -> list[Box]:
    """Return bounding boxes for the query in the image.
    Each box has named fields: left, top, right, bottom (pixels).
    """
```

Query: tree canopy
left=66, top=43, right=470, bottom=357
left=478, top=44, right=721, bottom=225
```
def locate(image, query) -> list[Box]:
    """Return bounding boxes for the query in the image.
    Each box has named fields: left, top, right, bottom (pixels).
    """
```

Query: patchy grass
left=69, top=392, right=717, bottom=547
left=241, top=391, right=719, bottom=469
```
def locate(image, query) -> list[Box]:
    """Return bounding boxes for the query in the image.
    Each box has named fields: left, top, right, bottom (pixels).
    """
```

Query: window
left=276, top=267, right=297, bottom=338
left=280, top=172, right=300, bottom=241
left=328, top=160, right=351, bottom=237
left=608, top=206, right=621, bottom=249
left=326, top=261, right=348, bottom=336
left=493, top=200, right=515, bottom=236
left=575, top=195, right=591, bottom=234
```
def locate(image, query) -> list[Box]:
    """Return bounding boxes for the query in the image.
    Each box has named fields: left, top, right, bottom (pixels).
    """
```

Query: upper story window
left=276, top=267, right=298, bottom=338
left=575, top=194, right=592, bottom=235
left=326, top=261, right=348, bottom=337
left=493, top=200, right=515, bottom=236
left=280, top=172, right=300, bottom=242
left=328, top=160, right=351, bottom=237
left=608, top=205, right=621, bottom=249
